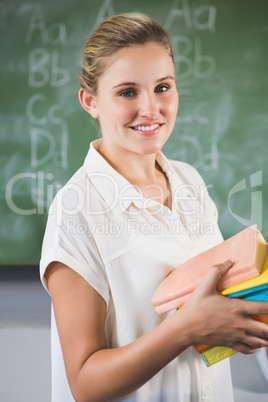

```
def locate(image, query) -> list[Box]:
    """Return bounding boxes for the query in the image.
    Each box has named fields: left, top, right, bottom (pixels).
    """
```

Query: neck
left=98, top=141, right=159, bottom=185
left=97, top=139, right=172, bottom=210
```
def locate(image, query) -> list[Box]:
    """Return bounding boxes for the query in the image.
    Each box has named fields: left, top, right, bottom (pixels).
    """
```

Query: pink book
left=152, top=225, right=267, bottom=315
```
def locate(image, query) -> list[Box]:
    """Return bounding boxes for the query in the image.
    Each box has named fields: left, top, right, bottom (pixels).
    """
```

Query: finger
left=228, top=318, right=268, bottom=352
left=232, top=342, right=260, bottom=355
left=239, top=333, right=268, bottom=350
left=244, top=320, right=268, bottom=341
left=199, top=260, right=233, bottom=292
left=237, top=299, right=268, bottom=316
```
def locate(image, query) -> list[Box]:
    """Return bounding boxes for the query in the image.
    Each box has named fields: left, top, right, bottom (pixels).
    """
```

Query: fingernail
left=222, top=260, right=232, bottom=266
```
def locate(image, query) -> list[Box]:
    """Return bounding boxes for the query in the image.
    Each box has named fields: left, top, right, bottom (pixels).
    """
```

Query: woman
left=40, top=13, right=268, bottom=402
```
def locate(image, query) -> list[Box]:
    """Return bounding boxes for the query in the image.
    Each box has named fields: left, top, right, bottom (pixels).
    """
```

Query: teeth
left=134, top=124, right=159, bottom=131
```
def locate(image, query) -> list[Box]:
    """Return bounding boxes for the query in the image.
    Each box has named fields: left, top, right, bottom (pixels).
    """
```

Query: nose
left=138, top=92, right=159, bottom=119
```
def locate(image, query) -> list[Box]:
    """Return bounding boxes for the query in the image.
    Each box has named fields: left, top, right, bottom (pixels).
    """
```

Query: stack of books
left=151, top=225, right=268, bottom=366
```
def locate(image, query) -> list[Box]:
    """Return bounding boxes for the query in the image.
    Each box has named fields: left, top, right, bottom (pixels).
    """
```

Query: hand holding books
left=151, top=225, right=268, bottom=366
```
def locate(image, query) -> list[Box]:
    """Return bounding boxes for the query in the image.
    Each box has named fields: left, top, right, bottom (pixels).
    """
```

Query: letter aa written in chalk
left=25, top=4, right=67, bottom=45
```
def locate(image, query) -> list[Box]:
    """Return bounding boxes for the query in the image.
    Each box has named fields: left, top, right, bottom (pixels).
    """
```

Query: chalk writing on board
left=165, top=0, right=218, bottom=172
left=28, top=48, right=70, bottom=88
left=25, top=4, right=67, bottom=45
left=165, top=0, right=216, bottom=32
left=93, top=0, right=115, bottom=31
left=26, top=93, right=63, bottom=125
left=30, top=125, right=68, bottom=169
left=172, top=36, right=216, bottom=80
left=24, top=5, right=70, bottom=211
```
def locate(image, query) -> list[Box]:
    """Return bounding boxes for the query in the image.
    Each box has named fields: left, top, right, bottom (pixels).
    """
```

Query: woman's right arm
left=46, top=260, right=268, bottom=402
left=46, top=261, right=192, bottom=401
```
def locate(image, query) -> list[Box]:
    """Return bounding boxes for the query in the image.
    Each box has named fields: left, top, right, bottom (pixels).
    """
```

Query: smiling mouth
left=130, top=123, right=163, bottom=135
left=132, top=123, right=160, bottom=131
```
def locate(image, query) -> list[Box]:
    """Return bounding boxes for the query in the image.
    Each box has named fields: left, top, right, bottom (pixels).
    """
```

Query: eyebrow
left=112, top=76, right=175, bottom=89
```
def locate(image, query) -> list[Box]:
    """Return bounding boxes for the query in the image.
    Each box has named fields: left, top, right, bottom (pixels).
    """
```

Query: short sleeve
left=39, top=185, right=110, bottom=308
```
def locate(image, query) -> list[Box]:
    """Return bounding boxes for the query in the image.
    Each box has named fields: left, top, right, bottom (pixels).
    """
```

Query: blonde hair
left=79, top=13, right=174, bottom=95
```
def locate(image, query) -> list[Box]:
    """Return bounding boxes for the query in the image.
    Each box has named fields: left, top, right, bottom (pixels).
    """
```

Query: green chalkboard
left=1, top=0, right=267, bottom=264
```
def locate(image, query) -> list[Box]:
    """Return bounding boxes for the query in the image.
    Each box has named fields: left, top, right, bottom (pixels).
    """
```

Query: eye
left=155, top=84, right=169, bottom=93
left=119, top=89, right=136, bottom=97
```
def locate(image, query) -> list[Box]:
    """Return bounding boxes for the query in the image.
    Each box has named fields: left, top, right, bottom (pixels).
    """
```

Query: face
left=83, top=42, right=179, bottom=157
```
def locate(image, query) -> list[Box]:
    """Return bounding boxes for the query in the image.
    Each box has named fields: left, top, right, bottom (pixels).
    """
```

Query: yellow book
left=199, top=314, right=268, bottom=366
left=200, top=346, right=237, bottom=367
left=221, top=251, right=268, bottom=296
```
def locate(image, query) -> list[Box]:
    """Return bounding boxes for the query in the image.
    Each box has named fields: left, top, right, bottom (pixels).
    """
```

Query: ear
left=78, top=88, right=99, bottom=119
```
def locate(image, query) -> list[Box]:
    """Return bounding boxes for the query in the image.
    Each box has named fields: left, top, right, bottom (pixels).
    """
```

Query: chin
left=143, top=136, right=170, bottom=154
left=137, top=142, right=164, bottom=155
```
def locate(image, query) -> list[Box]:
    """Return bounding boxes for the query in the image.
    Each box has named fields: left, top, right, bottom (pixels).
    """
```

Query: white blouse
left=40, top=139, right=234, bottom=402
